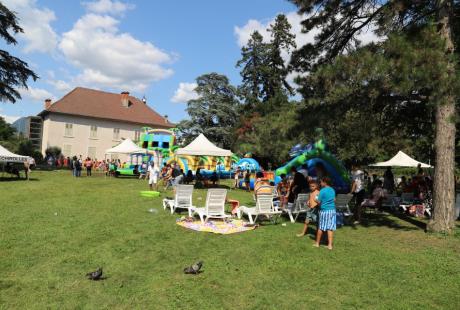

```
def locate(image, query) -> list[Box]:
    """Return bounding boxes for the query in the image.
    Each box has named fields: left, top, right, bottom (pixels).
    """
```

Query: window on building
left=113, top=128, right=120, bottom=140
left=162, top=142, right=170, bottom=149
left=90, top=125, right=98, bottom=138
left=142, top=141, right=148, bottom=148
left=152, top=141, right=159, bottom=147
left=134, top=130, right=141, bottom=142
left=63, top=144, right=72, bottom=156
left=88, top=146, right=96, bottom=159
left=65, top=123, right=73, bottom=136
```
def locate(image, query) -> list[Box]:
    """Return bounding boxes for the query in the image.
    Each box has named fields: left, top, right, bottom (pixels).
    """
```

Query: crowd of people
left=56, top=153, right=438, bottom=249
left=350, top=164, right=433, bottom=222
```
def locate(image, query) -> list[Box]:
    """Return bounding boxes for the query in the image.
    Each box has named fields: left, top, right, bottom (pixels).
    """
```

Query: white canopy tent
left=0, top=144, right=30, bottom=163
left=370, top=151, right=432, bottom=168
left=105, top=138, right=146, bottom=154
left=175, top=134, right=232, bottom=156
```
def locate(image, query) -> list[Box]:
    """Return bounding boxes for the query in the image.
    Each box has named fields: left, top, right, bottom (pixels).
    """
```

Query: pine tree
left=265, top=14, right=296, bottom=99
left=0, top=2, right=38, bottom=103
left=236, top=31, right=270, bottom=108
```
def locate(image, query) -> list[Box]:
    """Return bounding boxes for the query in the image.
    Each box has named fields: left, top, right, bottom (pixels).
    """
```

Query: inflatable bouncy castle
left=275, top=139, right=350, bottom=193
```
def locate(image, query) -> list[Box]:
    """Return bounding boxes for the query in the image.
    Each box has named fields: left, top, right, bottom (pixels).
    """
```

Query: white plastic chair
left=284, top=193, right=310, bottom=223
left=191, top=189, right=229, bottom=223
left=162, top=185, right=194, bottom=216
left=335, top=194, right=353, bottom=218
left=238, top=194, right=282, bottom=224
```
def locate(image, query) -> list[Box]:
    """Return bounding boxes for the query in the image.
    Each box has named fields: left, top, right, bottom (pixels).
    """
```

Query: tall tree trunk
left=427, top=0, right=456, bottom=233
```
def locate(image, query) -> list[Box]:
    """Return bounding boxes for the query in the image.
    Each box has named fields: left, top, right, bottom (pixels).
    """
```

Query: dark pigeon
left=184, top=261, right=203, bottom=274
left=86, top=267, right=103, bottom=280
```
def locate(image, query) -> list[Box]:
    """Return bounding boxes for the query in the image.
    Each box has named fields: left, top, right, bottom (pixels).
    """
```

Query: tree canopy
left=177, top=73, right=239, bottom=149
left=0, top=2, right=38, bottom=103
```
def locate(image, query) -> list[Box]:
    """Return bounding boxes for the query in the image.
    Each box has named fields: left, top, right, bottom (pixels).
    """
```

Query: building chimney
left=164, top=114, right=169, bottom=123
left=121, top=91, right=129, bottom=107
left=44, top=98, right=52, bottom=109
left=142, top=95, right=147, bottom=104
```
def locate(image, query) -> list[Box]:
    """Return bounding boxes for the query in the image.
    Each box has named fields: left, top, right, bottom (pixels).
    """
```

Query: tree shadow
left=356, top=212, right=426, bottom=231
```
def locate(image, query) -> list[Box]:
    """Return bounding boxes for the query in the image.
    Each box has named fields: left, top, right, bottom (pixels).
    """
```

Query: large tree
left=0, top=2, right=38, bottom=103
left=265, top=14, right=297, bottom=99
left=290, top=0, right=459, bottom=233
left=236, top=31, right=270, bottom=108
left=295, top=30, right=440, bottom=165
left=237, top=15, right=297, bottom=108
left=177, top=73, right=239, bottom=149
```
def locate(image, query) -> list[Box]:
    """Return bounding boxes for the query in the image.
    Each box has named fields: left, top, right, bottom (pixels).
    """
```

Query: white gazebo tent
left=175, top=134, right=232, bottom=157
left=0, top=144, right=30, bottom=177
left=369, top=151, right=432, bottom=168
left=105, top=138, right=146, bottom=155
left=105, top=138, right=146, bottom=165
left=0, top=144, right=30, bottom=163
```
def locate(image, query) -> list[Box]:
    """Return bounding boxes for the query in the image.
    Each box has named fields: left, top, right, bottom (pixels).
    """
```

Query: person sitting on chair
left=254, top=172, right=272, bottom=197
left=361, top=180, right=387, bottom=211
left=286, top=172, right=308, bottom=210
left=276, top=174, right=289, bottom=209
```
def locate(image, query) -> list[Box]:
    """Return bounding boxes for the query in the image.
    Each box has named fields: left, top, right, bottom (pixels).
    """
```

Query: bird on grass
left=86, top=267, right=103, bottom=280
left=183, top=261, right=203, bottom=275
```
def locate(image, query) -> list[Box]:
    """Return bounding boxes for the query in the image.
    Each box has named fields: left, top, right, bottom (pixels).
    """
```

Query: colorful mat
left=176, top=218, right=256, bottom=234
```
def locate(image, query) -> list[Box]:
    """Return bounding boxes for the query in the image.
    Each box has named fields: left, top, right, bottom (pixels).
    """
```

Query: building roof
left=39, top=87, right=173, bottom=128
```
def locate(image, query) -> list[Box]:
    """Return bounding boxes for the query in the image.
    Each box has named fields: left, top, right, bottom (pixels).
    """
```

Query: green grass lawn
left=1, top=170, right=459, bottom=309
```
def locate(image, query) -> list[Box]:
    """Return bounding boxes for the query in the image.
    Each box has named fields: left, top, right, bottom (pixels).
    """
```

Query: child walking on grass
left=314, top=177, right=336, bottom=250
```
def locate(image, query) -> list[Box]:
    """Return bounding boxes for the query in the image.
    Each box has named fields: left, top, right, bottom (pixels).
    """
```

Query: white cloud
left=59, top=13, right=174, bottom=92
left=0, top=114, right=20, bottom=124
left=19, top=87, right=54, bottom=102
left=2, top=0, right=58, bottom=53
left=0, top=108, right=20, bottom=123
left=171, top=82, right=199, bottom=103
left=82, top=0, right=135, bottom=15
left=47, top=79, right=73, bottom=93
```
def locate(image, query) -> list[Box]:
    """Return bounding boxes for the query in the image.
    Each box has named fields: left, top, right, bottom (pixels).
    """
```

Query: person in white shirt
left=349, top=165, right=366, bottom=224
left=147, top=161, right=160, bottom=190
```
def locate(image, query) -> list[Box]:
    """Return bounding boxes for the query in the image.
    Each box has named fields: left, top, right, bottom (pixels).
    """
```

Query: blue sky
left=0, top=0, right=302, bottom=124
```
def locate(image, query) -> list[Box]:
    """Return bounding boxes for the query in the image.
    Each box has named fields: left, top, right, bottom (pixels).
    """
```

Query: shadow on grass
left=357, top=212, right=426, bottom=231
left=0, top=177, right=39, bottom=182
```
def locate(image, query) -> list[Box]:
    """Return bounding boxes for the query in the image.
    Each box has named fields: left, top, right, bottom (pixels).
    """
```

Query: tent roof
left=176, top=134, right=232, bottom=156
left=370, top=151, right=432, bottom=168
left=0, top=144, right=30, bottom=163
left=106, top=138, right=146, bottom=154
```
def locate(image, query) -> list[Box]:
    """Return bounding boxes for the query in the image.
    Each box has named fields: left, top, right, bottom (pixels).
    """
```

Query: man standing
left=147, top=161, right=159, bottom=191
left=23, top=159, right=30, bottom=180
left=350, top=165, right=365, bottom=224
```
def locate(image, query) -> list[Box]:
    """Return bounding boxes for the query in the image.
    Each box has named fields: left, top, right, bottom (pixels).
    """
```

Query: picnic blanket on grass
left=176, top=218, right=256, bottom=234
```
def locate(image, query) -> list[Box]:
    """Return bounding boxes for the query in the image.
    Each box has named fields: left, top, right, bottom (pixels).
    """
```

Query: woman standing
left=314, top=177, right=336, bottom=250
left=85, top=157, right=93, bottom=176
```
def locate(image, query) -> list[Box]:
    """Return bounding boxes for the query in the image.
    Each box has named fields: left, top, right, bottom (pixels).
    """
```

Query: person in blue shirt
left=314, top=177, right=336, bottom=250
